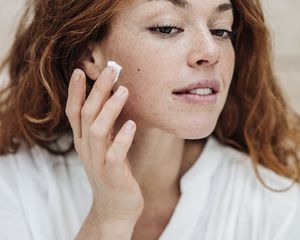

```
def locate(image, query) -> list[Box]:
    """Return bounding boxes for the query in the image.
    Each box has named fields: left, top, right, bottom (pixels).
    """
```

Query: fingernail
left=115, top=86, right=126, bottom=96
left=72, top=69, right=81, bottom=82
left=125, top=120, right=135, bottom=131
left=103, top=66, right=114, bottom=76
left=107, top=61, right=123, bottom=84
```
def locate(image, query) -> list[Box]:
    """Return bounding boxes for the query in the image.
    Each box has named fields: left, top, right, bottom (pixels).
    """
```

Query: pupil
left=160, top=27, right=172, bottom=34
left=216, top=30, right=223, bottom=36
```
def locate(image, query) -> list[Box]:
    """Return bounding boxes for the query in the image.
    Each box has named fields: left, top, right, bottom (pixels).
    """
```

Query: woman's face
left=99, top=0, right=235, bottom=139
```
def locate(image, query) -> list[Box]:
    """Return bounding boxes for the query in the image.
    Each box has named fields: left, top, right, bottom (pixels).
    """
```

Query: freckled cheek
left=106, top=38, right=175, bottom=101
left=220, top=47, right=235, bottom=86
left=117, top=65, right=158, bottom=106
left=118, top=52, right=170, bottom=95
left=120, top=66, right=170, bottom=117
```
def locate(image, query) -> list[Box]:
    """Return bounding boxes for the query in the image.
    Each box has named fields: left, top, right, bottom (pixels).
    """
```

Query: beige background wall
left=0, top=0, right=299, bottom=113
left=262, top=0, right=300, bottom=114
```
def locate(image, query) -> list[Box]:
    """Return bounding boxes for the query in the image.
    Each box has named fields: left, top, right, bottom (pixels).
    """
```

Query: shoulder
left=0, top=139, right=89, bottom=239
left=0, top=144, right=55, bottom=239
left=0, top=143, right=53, bottom=197
left=0, top=134, right=79, bottom=176
left=216, top=138, right=299, bottom=192
left=0, top=138, right=81, bottom=198
left=0, top=142, right=63, bottom=179
left=213, top=137, right=300, bottom=239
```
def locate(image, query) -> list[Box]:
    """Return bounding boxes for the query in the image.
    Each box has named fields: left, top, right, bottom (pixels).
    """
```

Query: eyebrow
left=147, top=0, right=189, bottom=8
left=147, top=0, right=233, bottom=13
left=216, top=3, right=233, bottom=13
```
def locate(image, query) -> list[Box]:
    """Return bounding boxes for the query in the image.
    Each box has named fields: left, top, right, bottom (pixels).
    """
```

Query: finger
left=81, top=66, right=116, bottom=140
left=65, top=69, right=86, bottom=142
left=88, top=86, right=129, bottom=163
left=105, top=120, right=136, bottom=168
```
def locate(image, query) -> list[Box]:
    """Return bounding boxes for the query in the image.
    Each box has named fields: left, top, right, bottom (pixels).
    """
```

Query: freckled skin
left=99, top=0, right=235, bottom=139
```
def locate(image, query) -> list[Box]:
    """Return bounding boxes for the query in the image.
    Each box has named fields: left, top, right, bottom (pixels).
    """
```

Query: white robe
left=0, top=136, right=299, bottom=240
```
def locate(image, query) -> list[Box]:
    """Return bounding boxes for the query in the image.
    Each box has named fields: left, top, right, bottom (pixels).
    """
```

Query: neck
left=126, top=126, right=204, bottom=205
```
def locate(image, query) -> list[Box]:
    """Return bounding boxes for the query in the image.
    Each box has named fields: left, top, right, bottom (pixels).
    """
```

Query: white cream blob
left=107, top=60, right=123, bottom=84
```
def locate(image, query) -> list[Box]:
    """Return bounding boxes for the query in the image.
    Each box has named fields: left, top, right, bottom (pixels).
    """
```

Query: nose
left=187, top=28, right=220, bottom=68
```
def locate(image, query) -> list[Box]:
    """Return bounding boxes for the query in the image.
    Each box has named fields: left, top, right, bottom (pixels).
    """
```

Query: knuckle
left=74, top=140, right=81, bottom=153
left=106, top=150, right=120, bottom=164
left=65, top=107, right=78, bottom=119
left=65, top=108, right=70, bottom=118
left=103, top=101, right=117, bottom=115
left=89, top=124, right=107, bottom=140
left=81, top=105, right=94, bottom=121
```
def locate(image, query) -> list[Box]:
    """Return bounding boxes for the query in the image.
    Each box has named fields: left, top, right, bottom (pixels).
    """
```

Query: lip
left=172, top=79, right=220, bottom=94
left=172, top=92, right=218, bottom=104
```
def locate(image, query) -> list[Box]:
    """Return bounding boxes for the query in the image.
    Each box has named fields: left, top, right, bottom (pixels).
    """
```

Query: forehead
left=119, top=0, right=233, bottom=21
left=147, top=0, right=189, bottom=8
left=146, top=0, right=232, bottom=10
left=146, top=0, right=231, bottom=8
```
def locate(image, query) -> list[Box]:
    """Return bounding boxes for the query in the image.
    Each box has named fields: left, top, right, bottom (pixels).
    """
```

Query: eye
left=148, top=24, right=184, bottom=36
left=210, top=29, right=233, bottom=39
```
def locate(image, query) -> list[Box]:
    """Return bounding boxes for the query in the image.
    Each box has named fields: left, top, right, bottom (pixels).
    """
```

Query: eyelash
left=148, top=24, right=183, bottom=36
left=148, top=24, right=234, bottom=39
left=209, top=29, right=234, bottom=39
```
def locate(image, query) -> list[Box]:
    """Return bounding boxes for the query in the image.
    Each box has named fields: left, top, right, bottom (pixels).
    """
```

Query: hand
left=66, top=66, right=144, bottom=222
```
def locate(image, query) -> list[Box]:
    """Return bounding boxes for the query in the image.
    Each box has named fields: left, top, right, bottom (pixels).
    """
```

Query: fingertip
left=72, top=68, right=85, bottom=83
left=124, top=120, right=136, bottom=131
left=68, top=69, right=86, bottom=101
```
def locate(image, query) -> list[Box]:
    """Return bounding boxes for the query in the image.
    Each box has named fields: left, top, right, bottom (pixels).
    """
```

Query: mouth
left=172, top=80, right=220, bottom=104
left=172, top=79, right=220, bottom=95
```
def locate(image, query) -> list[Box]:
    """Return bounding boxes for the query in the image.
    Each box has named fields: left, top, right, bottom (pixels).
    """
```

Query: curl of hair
left=0, top=0, right=299, bottom=191
left=214, top=0, right=300, bottom=191
left=0, top=0, right=124, bottom=154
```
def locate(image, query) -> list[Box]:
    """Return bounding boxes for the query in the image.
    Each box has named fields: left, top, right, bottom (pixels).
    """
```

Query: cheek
left=220, top=45, right=235, bottom=85
left=104, top=34, right=178, bottom=99
left=102, top=38, right=169, bottom=120
left=228, top=48, right=235, bottom=76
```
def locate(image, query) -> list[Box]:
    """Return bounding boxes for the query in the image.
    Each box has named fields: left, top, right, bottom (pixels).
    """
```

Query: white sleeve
left=0, top=156, right=32, bottom=240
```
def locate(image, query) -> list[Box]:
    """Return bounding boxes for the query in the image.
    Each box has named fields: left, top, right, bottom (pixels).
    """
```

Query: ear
left=79, top=44, right=106, bottom=81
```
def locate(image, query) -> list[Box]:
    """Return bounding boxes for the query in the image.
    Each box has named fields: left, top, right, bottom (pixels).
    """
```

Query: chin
left=172, top=118, right=218, bottom=140
left=182, top=127, right=215, bottom=140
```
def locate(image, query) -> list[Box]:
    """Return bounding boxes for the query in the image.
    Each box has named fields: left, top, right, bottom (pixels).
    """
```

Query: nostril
left=196, top=59, right=207, bottom=65
left=196, top=59, right=218, bottom=65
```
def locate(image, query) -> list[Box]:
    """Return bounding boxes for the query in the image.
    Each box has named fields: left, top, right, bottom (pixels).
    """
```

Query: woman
left=0, top=0, right=300, bottom=239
